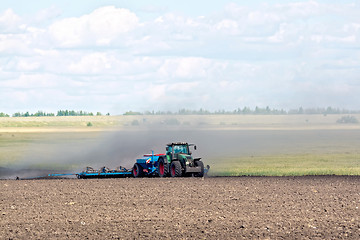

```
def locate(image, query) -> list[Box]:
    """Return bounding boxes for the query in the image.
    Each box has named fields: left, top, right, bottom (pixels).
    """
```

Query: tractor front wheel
left=133, top=163, right=143, bottom=178
left=158, top=158, right=168, bottom=177
left=194, top=161, right=204, bottom=177
left=170, top=161, right=182, bottom=177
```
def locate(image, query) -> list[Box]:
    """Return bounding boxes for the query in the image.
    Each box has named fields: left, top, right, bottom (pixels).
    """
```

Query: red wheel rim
left=171, top=164, right=175, bottom=176
left=134, top=166, right=138, bottom=176
left=159, top=162, right=164, bottom=175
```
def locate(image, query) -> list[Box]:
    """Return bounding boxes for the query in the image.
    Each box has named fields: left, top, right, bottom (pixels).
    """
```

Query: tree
left=266, top=106, right=271, bottom=114
left=298, top=107, right=304, bottom=114
left=124, top=111, right=142, bottom=115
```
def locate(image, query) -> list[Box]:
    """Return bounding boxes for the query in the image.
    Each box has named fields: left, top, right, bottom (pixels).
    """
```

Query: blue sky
left=0, top=1, right=359, bottom=114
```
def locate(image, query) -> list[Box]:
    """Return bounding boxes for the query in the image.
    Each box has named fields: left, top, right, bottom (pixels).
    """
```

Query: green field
left=1, top=115, right=359, bottom=177
left=207, top=153, right=360, bottom=176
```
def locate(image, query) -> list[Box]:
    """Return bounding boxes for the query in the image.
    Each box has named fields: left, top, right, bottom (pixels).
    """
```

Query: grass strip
left=207, top=153, right=360, bottom=176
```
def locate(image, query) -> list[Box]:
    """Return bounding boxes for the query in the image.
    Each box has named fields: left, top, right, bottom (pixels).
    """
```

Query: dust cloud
left=2, top=127, right=360, bottom=179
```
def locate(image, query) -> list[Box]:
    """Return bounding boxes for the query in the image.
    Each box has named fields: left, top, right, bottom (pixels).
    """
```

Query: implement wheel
left=158, top=158, right=168, bottom=177
left=194, top=161, right=204, bottom=177
left=133, top=163, right=143, bottom=178
left=170, top=161, right=182, bottom=177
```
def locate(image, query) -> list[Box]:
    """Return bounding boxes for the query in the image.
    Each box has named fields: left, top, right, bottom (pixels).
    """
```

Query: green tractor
left=157, top=142, right=206, bottom=177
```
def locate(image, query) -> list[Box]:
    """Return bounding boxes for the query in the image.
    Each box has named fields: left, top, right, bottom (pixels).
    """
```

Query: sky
left=0, top=0, right=359, bottom=114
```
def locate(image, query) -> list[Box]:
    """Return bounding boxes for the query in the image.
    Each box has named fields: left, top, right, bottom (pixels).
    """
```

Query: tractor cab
left=166, top=142, right=193, bottom=161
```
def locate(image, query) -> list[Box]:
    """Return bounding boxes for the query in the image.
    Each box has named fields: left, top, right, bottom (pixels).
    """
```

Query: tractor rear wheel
left=194, top=161, right=204, bottom=177
left=158, top=158, right=168, bottom=177
left=170, top=161, right=182, bottom=177
left=133, top=163, right=143, bottom=178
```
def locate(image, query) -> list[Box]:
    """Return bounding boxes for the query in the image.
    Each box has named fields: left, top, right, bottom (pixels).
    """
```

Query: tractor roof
left=167, top=142, right=189, bottom=146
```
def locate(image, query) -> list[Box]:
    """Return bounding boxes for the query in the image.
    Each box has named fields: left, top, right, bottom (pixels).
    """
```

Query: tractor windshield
left=173, top=145, right=188, bottom=154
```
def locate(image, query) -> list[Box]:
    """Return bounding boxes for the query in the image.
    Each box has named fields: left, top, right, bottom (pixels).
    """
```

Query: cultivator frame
left=76, top=166, right=132, bottom=179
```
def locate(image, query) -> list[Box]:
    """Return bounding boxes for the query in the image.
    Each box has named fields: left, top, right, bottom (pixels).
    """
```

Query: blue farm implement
left=132, top=152, right=167, bottom=178
left=76, top=166, right=132, bottom=179
left=18, top=166, right=133, bottom=180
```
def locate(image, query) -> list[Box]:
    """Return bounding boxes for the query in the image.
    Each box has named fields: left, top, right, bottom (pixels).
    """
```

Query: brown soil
left=1, top=176, right=359, bottom=239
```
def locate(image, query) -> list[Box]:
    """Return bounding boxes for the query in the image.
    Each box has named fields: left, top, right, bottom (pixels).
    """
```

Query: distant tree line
left=1, top=107, right=360, bottom=117
left=124, top=106, right=360, bottom=115
left=0, top=110, right=110, bottom=117
left=12, top=111, right=55, bottom=117
left=56, top=110, right=95, bottom=116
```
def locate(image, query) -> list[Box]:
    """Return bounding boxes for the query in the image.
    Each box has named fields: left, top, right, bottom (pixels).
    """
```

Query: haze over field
left=1, top=120, right=359, bottom=178
left=1, top=1, right=360, bottom=114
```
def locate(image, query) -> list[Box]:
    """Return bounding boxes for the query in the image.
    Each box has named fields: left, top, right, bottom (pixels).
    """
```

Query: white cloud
left=247, top=11, right=282, bottom=25
left=214, top=19, right=239, bottom=35
left=0, top=2, right=360, bottom=113
left=69, top=52, right=113, bottom=74
left=0, top=9, right=21, bottom=33
left=145, top=84, right=167, bottom=101
left=0, top=34, right=32, bottom=55
left=274, top=0, right=321, bottom=18
left=34, top=5, right=62, bottom=24
left=67, top=52, right=162, bottom=77
left=168, top=81, right=199, bottom=91
left=16, top=59, right=40, bottom=71
left=158, top=57, right=224, bottom=79
left=0, top=73, right=59, bottom=89
left=49, top=6, right=138, bottom=47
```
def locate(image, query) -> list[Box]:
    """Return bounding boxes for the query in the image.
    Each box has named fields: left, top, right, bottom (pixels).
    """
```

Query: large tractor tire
left=170, top=161, right=182, bottom=177
left=133, top=163, right=143, bottom=178
left=158, top=158, right=168, bottom=177
left=194, top=161, right=204, bottom=177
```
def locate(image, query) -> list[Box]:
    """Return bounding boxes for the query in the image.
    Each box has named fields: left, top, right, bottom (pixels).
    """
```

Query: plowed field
left=1, top=176, right=360, bottom=239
